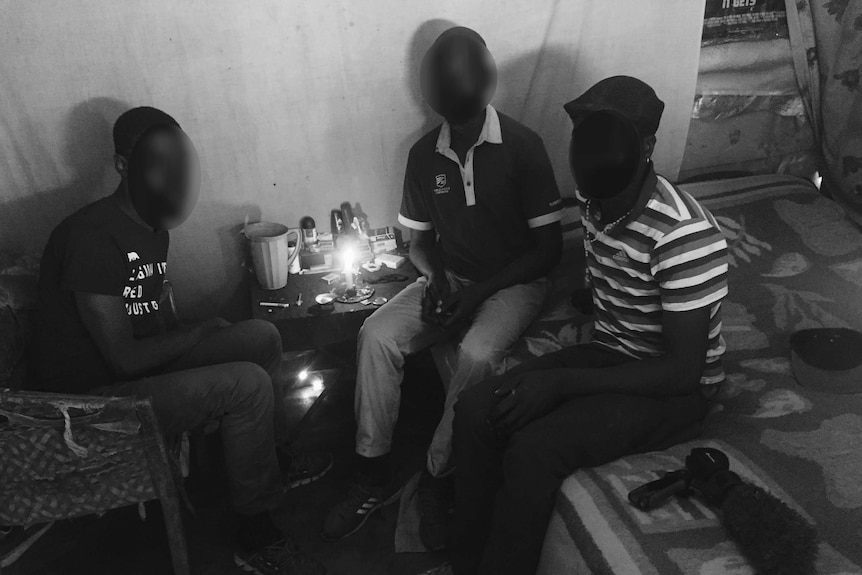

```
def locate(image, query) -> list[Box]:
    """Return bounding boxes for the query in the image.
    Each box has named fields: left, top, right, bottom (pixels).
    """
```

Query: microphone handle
left=628, top=470, right=689, bottom=511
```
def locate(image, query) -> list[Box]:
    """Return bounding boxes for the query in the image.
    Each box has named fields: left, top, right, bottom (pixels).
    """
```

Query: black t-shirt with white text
left=34, top=196, right=169, bottom=393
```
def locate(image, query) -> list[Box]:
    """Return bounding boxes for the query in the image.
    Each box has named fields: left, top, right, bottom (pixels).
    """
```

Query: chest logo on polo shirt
left=433, top=174, right=450, bottom=195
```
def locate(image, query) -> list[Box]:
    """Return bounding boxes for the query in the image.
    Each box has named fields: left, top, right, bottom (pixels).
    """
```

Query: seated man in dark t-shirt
left=34, top=107, right=328, bottom=575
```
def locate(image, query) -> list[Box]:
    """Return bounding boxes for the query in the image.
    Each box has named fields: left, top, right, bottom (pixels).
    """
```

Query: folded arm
left=490, top=306, right=712, bottom=435
left=411, top=221, right=562, bottom=293
left=472, top=221, right=562, bottom=300
left=75, top=292, right=217, bottom=380
left=550, top=306, right=712, bottom=397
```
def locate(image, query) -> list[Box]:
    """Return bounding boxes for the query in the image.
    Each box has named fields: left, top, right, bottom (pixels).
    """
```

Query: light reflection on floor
left=276, top=349, right=344, bottom=431
left=294, top=368, right=326, bottom=408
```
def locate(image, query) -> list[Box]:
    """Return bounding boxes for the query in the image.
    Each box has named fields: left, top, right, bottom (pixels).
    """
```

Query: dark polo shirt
left=398, top=106, right=562, bottom=282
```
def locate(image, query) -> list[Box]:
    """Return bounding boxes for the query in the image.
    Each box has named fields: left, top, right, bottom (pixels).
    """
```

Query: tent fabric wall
left=0, top=1, right=704, bottom=319
left=677, top=0, right=820, bottom=182
left=679, top=36, right=818, bottom=181
left=680, top=38, right=817, bottom=180
left=786, top=0, right=862, bottom=217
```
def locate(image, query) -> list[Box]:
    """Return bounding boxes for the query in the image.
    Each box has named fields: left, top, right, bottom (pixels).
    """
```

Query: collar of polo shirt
left=435, top=105, right=503, bottom=207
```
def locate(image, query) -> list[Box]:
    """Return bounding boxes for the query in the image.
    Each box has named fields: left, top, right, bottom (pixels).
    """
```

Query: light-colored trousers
left=355, top=270, right=549, bottom=476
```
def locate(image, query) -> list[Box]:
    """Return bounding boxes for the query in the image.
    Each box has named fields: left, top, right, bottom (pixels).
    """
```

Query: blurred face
left=569, top=111, right=643, bottom=200
left=420, top=34, right=497, bottom=125
left=127, top=126, right=200, bottom=229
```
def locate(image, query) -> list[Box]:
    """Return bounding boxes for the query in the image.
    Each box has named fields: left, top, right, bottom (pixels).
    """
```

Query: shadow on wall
left=392, top=18, right=456, bottom=242
left=170, top=199, right=262, bottom=322
left=403, top=18, right=456, bottom=141
left=0, top=97, right=129, bottom=258
left=496, top=46, right=578, bottom=196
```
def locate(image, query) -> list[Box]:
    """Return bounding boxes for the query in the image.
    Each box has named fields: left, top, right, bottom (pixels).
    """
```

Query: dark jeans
left=451, top=343, right=710, bottom=575
left=95, top=319, right=287, bottom=516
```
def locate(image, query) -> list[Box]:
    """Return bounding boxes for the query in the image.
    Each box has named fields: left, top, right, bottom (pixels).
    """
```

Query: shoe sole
left=285, top=456, right=334, bottom=491
left=320, top=486, right=403, bottom=542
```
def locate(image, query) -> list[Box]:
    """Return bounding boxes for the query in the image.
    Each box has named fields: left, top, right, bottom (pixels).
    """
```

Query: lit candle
left=343, top=244, right=356, bottom=290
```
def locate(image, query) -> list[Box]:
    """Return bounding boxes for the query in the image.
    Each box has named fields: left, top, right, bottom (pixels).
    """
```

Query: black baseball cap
left=564, top=76, right=665, bottom=138
left=113, top=106, right=181, bottom=158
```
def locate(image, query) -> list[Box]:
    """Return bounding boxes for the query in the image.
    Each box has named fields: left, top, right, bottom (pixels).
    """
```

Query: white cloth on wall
left=0, top=0, right=704, bottom=318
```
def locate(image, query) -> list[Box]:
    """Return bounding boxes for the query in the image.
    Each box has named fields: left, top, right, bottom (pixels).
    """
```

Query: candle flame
left=342, top=243, right=357, bottom=272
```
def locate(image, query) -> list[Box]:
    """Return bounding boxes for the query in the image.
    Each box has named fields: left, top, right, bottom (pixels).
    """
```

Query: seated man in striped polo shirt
left=449, top=76, right=729, bottom=575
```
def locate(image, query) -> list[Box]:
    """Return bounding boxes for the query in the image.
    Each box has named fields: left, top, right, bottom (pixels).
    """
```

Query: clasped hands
left=420, top=275, right=486, bottom=329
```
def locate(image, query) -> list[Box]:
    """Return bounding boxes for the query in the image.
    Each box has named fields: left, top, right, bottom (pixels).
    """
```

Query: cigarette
left=259, top=302, right=290, bottom=308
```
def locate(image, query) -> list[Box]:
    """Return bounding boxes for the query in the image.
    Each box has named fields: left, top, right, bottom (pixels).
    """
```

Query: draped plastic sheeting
left=0, top=1, right=704, bottom=318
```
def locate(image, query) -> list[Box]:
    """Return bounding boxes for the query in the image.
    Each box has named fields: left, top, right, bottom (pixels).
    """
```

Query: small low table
left=251, top=260, right=419, bottom=350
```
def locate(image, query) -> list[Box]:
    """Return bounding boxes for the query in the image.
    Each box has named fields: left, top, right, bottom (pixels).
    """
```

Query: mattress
left=514, top=175, right=862, bottom=574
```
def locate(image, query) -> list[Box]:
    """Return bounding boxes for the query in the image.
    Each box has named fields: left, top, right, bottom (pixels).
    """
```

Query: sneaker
left=234, top=538, right=327, bottom=575
left=280, top=450, right=334, bottom=490
left=418, top=471, right=454, bottom=551
left=321, top=474, right=402, bottom=541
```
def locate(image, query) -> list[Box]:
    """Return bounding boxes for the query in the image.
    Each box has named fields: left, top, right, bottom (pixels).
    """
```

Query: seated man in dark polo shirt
left=34, top=107, right=328, bottom=575
left=322, top=27, right=563, bottom=546
left=448, top=77, right=729, bottom=575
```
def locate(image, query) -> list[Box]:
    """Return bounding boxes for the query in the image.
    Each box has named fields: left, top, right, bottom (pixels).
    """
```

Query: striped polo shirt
left=580, top=169, right=729, bottom=385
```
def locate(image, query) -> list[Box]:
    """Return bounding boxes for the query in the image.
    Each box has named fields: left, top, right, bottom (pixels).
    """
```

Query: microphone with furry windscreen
left=628, top=447, right=819, bottom=575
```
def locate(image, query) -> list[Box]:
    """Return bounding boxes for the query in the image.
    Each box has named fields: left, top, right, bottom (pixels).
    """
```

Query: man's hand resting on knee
left=488, top=307, right=715, bottom=436
left=489, top=374, right=564, bottom=437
